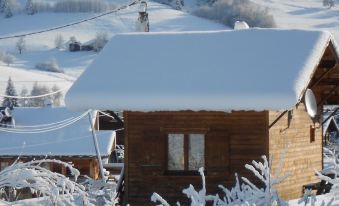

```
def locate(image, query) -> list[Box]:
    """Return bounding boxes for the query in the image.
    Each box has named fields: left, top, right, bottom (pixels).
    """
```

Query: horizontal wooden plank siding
left=269, top=103, right=322, bottom=200
left=124, top=111, right=269, bottom=205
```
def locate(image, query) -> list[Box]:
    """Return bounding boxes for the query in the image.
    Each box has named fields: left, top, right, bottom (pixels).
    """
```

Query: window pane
left=189, top=134, right=204, bottom=170
left=168, top=134, right=184, bottom=170
left=0, top=162, right=8, bottom=171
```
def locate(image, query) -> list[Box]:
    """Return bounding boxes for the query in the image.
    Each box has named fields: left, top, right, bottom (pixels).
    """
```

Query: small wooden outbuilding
left=66, top=29, right=339, bottom=205
left=0, top=107, right=117, bottom=179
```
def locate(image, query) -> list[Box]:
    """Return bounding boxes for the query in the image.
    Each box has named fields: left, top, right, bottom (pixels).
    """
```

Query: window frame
left=164, top=128, right=207, bottom=176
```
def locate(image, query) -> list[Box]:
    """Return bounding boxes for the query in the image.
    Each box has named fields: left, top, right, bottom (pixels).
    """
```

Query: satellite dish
left=234, top=21, right=249, bottom=30
left=305, top=89, right=317, bottom=118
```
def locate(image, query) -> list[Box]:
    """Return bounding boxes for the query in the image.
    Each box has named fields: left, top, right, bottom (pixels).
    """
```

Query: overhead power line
left=0, top=0, right=141, bottom=40
left=0, top=86, right=68, bottom=99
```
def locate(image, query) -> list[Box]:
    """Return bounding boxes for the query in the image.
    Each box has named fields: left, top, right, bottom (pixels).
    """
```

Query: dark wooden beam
left=316, top=78, right=339, bottom=86
left=319, top=59, right=337, bottom=69
left=317, top=85, right=339, bottom=106
left=310, top=66, right=337, bottom=88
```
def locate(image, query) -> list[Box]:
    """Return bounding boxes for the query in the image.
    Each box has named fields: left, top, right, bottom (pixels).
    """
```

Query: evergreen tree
left=19, top=86, right=28, bottom=107
left=51, top=84, right=62, bottom=106
left=2, top=77, right=18, bottom=107
left=0, top=0, right=5, bottom=13
left=25, top=0, right=37, bottom=15
left=3, top=0, right=13, bottom=18
left=29, top=82, right=51, bottom=107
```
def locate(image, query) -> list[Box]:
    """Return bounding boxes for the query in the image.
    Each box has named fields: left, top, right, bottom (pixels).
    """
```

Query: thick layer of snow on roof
left=66, top=29, right=333, bottom=111
left=0, top=107, right=115, bottom=157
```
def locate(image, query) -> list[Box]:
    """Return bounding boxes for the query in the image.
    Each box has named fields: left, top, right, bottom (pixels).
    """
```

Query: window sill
left=164, top=170, right=204, bottom=176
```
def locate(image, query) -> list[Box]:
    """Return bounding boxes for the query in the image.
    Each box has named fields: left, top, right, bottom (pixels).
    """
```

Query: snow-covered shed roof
left=66, top=29, right=336, bottom=111
left=0, top=107, right=115, bottom=157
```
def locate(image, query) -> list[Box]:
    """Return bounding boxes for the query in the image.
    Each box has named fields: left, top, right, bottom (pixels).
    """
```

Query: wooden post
left=88, top=111, right=106, bottom=183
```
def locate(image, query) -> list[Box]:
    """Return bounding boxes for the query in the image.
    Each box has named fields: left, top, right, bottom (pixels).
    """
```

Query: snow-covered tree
left=2, top=77, right=18, bottom=107
left=16, top=37, right=26, bottom=54
left=28, top=82, right=50, bottom=107
left=18, top=86, right=29, bottom=107
left=2, top=52, right=15, bottom=66
left=93, top=32, right=108, bottom=52
left=25, top=0, right=37, bottom=15
left=2, top=0, right=17, bottom=18
left=175, top=0, right=184, bottom=10
left=54, top=34, right=65, bottom=49
left=323, top=0, right=335, bottom=8
left=51, top=84, right=63, bottom=106
left=152, top=153, right=289, bottom=206
left=0, top=159, right=90, bottom=204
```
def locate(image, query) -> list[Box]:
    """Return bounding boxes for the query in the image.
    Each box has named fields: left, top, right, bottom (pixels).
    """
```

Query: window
left=167, top=133, right=205, bottom=172
left=0, top=162, right=8, bottom=171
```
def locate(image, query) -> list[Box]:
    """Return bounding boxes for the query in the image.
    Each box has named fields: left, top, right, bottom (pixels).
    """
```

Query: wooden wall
left=124, top=111, right=268, bottom=206
left=0, top=157, right=99, bottom=179
left=269, top=103, right=322, bottom=200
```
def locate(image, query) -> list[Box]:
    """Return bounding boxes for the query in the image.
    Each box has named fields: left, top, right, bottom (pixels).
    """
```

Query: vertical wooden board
left=206, top=129, right=229, bottom=172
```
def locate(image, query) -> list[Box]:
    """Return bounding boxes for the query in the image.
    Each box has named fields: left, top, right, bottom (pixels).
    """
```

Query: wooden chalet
left=65, top=29, right=339, bottom=205
left=0, top=107, right=118, bottom=180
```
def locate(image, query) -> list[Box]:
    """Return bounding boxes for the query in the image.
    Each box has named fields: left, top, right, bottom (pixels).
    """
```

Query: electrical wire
left=0, top=87, right=68, bottom=99
left=0, top=110, right=90, bottom=133
left=0, top=115, right=77, bottom=128
left=0, top=0, right=141, bottom=40
left=0, top=129, right=124, bottom=152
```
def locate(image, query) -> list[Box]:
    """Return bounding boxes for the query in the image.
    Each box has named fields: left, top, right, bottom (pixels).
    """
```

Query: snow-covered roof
left=0, top=107, right=115, bottom=157
left=66, top=29, right=335, bottom=111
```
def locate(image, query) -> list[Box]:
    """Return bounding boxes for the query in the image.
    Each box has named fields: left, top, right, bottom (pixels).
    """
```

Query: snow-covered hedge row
left=194, top=0, right=276, bottom=28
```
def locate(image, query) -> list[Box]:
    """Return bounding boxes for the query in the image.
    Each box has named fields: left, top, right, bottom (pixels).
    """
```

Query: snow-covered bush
left=152, top=154, right=288, bottom=206
left=35, top=58, right=64, bottom=73
left=0, top=159, right=90, bottom=205
left=316, top=148, right=339, bottom=197
left=93, top=32, right=109, bottom=52
left=2, top=52, right=15, bottom=66
left=194, top=0, right=276, bottom=28
left=28, top=82, right=51, bottom=107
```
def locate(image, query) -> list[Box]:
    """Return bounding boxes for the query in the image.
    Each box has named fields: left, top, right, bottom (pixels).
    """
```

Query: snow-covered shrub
left=315, top=148, right=339, bottom=197
left=54, top=34, right=65, bottom=49
left=194, top=0, right=276, bottom=28
left=0, top=159, right=90, bottom=205
left=2, top=52, right=15, bottom=66
left=35, top=58, right=64, bottom=73
left=152, top=154, right=288, bottom=206
left=50, top=84, right=63, bottom=106
left=323, top=0, right=335, bottom=8
left=83, top=176, right=119, bottom=205
left=93, top=32, right=109, bottom=52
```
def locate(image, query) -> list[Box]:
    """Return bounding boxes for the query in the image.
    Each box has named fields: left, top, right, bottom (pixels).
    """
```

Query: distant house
left=0, top=107, right=118, bottom=179
left=69, top=41, right=82, bottom=52
left=65, top=29, right=339, bottom=205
